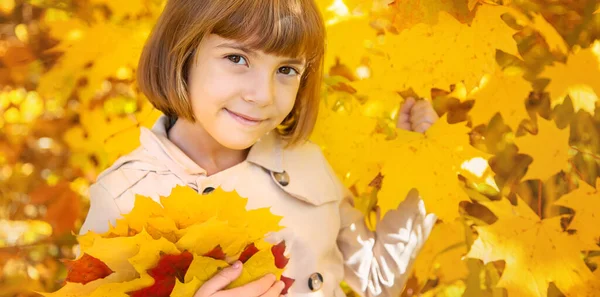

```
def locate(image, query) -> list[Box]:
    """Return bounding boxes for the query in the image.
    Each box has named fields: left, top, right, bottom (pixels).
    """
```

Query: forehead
left=206, top=0, right=323, bottom=65
left=206, top=34, right=307, bottom=64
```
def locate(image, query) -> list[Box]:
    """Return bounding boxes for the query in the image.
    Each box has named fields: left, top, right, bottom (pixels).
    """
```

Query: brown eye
left=279, top=66, right=299, bottom=76
left=226, top=55, right=247, bottom=65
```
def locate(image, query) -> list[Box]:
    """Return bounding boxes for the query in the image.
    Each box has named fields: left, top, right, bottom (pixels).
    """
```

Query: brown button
left=308, top=272, right=323, bottom=291
left=272, top=171, right=289, bottom=186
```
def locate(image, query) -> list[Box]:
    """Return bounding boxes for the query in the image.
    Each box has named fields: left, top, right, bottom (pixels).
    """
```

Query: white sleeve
left=336, top=186, right=437, bottom=297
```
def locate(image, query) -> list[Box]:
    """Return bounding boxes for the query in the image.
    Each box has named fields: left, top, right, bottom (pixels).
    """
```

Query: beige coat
left=80, top=115, right=436, bottom=297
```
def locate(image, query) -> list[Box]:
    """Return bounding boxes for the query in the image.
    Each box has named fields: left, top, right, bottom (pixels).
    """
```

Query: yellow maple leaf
left=469, top=70, right=532, bottom=128
left=413, top=220, right=469, bottom=285
left=176, top=218, right=251, bottom=257
left=171, top=249, right=283, bottom=294
left=103, top=102, right=162, bottom=161
left=507, top=9, right=568, bottom=55
left=171, top=256, right=229, bottom=297
left=44, top=17, right=88, bottom=43
left=514, top=117, right=571, bottom=181
left=350, top=78, right=404, bottom=119
left=468, top=0, right=480, bottom=11
left=107, top=194, right=179, bottom=241
left=159, top=187, right=283, bottom=242
left=87, top=234, right=180, bottom=297
left=228, top=248, right=284, bottom=288
left=324, top=16, right=378, bottom=71
left=555, top=178, right=600, bottom=248
left=172, top=277, right=203, bottom=297
left=541, top=42, right=600, bottom=114
left=64, top=107, right=140, bottom=172
left=122, top=195, right=167, bottom=231
left=378, top=116, right=490, bottom=221
left=160, top=186, right=247, bottom=229
left=37, top=21, right=149, bottom=103
left=184, top=257, right=229, bottom=284
left=369, top=4, right=520, bottom=97
left=529, top=13, right=568, bottom=55
left=311, top=102, right=381, bottom=187
left=243, top=208, right=287, bottom=245
left=40, top=230, right=158, bottom=297
left=64, top=102, right=160, bottom=176
left=143, top=216, right=178, bottom=242
left=388, top=0, right=472, bottom=32
left=466, top=198, right=600, bottom=297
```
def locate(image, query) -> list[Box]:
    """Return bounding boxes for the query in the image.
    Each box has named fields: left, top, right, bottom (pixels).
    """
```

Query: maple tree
left=1, top=0, right=600, bottom=296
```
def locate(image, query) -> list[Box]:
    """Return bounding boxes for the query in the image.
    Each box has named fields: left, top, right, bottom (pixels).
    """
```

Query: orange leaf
left=63, top=253, right=114, bottom=285
left=29, top=181, right=81, bottom=235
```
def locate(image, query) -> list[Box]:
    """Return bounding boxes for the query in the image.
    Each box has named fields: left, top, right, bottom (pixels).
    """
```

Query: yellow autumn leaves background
left=1, top=0, right=600, bottom=296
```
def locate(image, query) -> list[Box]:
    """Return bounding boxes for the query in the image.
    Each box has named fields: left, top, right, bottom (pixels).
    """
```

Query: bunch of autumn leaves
left=42, top=186, right=294, bottom=297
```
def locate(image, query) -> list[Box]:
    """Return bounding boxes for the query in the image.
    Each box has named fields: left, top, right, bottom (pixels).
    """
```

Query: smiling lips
left=225, top=108, right=265, bottom=126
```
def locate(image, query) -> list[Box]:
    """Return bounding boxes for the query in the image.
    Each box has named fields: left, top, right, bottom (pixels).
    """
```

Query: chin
left=215, top=134, right=259, bottom=150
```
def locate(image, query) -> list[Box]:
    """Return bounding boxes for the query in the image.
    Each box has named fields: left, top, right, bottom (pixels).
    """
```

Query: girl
left=79, top=0, right=439, bottom=296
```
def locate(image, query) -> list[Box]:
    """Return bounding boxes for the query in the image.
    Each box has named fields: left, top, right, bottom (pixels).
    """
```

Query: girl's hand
left=396, top=97, right=439, bottom=133
left=193, top=261, right=286, bottom=297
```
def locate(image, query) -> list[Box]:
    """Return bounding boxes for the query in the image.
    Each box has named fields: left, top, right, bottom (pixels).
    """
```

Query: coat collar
left=139, top=115, right=285, bottom=176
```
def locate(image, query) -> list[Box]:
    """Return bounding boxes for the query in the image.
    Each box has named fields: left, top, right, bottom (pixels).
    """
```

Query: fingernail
left=278, top=281, right=285, bottom=288
left=233, top=261, right=241, bottom=269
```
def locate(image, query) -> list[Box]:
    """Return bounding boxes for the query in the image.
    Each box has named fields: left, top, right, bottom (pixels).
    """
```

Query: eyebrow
left=216, top=42, right=306, bottom=67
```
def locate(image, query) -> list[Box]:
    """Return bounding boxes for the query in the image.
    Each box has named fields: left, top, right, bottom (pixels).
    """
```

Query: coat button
left=272, top=171, right=290, bottom=186
left=202, top=187, right=215, bottom=195
left=307, top=272, right=323, bottom=292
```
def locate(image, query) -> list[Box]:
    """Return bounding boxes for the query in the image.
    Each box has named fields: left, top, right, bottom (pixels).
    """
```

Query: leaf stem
left=537, top=180, right=542, bottom=218
left=569, top=159, right=586, bottom=182
left=570, top=146, right=600, bottom=162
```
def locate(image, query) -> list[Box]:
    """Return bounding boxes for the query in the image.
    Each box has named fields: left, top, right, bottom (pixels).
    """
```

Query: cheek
left=188, top=69, right=237, bottom=114
left=276, top=85, right=300, bottom=117
left=203, top=75, right=237, bottom=101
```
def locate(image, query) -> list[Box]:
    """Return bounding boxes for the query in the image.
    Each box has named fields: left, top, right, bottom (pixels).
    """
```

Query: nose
left=243, top=72, right=275, bottom=106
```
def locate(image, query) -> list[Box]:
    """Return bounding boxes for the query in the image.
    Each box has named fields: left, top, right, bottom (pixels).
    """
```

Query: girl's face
left=187, top=34, right=306, bottom=150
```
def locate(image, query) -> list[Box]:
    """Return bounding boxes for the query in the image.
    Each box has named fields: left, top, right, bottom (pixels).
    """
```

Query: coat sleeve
left=79, top=183, right=123, bottom=235
left=336, top=183, right=437, bottom=297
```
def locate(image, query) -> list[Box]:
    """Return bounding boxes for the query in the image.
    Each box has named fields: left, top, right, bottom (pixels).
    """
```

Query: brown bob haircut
left=137, top=0, right=326, bottom=146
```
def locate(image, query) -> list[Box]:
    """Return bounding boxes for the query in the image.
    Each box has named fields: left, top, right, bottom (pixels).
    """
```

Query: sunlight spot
left=485, top=176, right=499, bottom=191
left=356, top=65, right=371, bottom=80
left=551, top=84, right=598, bottom=115
left=327, top=0, right=350, bottom=17
left=461, top=157, right=489, bottom=178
